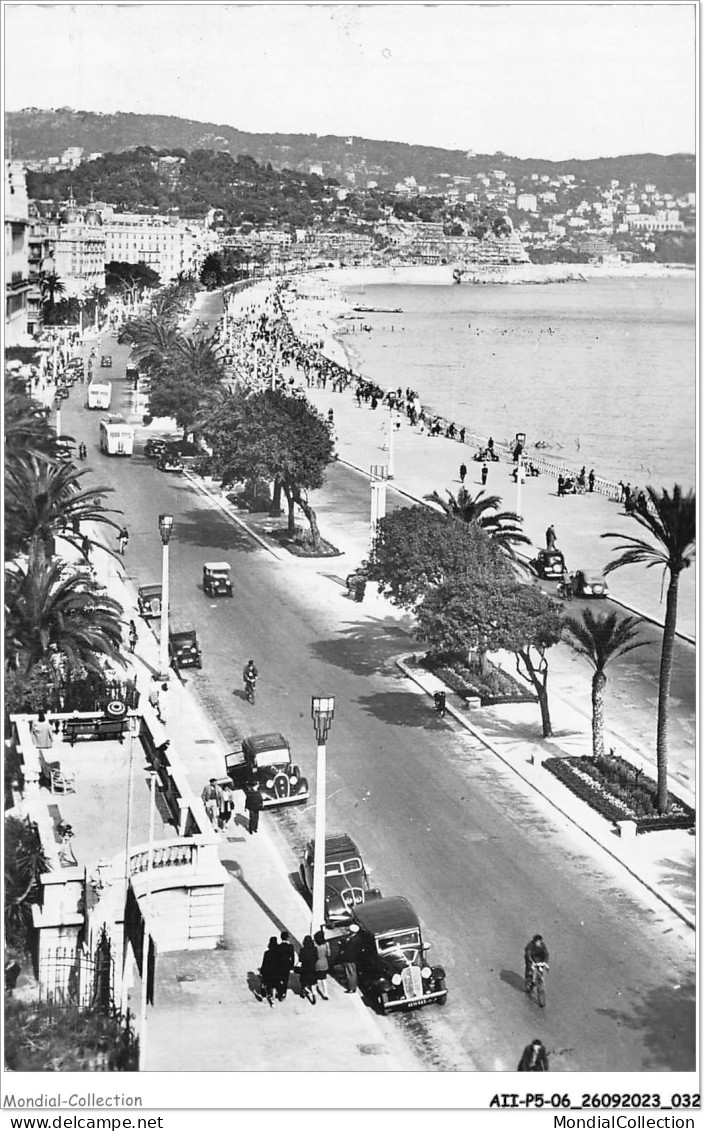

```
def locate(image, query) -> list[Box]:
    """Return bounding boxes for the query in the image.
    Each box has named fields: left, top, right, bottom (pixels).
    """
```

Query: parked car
left=144, top=438, right=168, bottom=459
left=337, top=897, right=447, bottom=1013
left=225, top=733, right=308, bottom=808
left=157, top=453, right=184, bottom=473
left=528, top=548, right=567, bottom=581
left=299, top=833, right=383, bottom=925
left=203, top=562, right=233, bottom=597
left=168, top=625, right=202, bottom=670
left=569, top=569, right=609, bottom=598
left=137, top=584, right=164, bottom=619
left=100, top=355, right=112, bottom=368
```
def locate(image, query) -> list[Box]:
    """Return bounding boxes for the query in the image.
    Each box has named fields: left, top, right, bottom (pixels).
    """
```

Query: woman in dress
left=313, top=929, right=330, bottom=1001
left=297, top=936, right=318, bottom=1005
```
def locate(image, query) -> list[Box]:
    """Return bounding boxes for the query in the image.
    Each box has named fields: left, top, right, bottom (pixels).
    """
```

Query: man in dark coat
left=245, top=783, right=263, bottom=835
left=340, top=923, right=364, bottom=993
left=518, top=1039, right=549, bottom=1071
left=277, top=930, right=296, bottom=1000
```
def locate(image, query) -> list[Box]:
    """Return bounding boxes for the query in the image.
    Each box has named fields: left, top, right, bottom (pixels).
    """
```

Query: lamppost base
left=156, top=671, right=171, bottom=684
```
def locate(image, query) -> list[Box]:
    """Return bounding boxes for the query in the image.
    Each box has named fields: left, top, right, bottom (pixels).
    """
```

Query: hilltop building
left=5, top=160, right=32, bottom=344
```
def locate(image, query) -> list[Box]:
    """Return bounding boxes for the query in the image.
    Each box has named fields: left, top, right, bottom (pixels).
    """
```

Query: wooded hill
left=8, top=108, right=696, bottom=197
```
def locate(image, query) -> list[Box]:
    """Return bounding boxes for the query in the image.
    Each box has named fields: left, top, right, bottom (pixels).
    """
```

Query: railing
left=129, top=841, right=196, bottom=874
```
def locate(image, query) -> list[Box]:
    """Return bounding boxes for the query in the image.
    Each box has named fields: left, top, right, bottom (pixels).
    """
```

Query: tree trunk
left=269, top=477, right=283, bottom=517
left=591, top=670, right=606, bottom=760
left=281, top=485, right=296, bottom=534
left=516, top=647, right=553, bottom=737
left=655, top=572, right=679, bottom=813
left=291, top=486, right=322, bottom=550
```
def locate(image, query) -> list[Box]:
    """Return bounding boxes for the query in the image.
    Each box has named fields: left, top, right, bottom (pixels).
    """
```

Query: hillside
left=6, top=108, right=696, bottom=195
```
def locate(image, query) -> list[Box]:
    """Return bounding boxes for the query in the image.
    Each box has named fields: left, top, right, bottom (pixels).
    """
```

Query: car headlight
left=421, top=966, right=432, bottom=979
left=290, top=776, right=298, bottom=785
left=190, top=647, right=197, bottom=654
left=266, top=779, right=274, bottom=788
left=391, top=973, right=403, bottom=986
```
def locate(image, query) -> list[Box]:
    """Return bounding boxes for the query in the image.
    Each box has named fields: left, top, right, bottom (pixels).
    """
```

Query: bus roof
left=102, top=414, right=129, bottom=425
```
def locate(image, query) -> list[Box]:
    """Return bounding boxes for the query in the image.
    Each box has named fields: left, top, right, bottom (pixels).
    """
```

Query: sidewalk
left=87, top=536, right=425, bottom=1073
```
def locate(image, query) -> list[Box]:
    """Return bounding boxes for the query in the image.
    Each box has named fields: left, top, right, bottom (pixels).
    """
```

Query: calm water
left=338, top=277, right=696, bottom=489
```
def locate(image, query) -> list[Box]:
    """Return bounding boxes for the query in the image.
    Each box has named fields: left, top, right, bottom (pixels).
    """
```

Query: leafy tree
left=602, top=485, right=696, bottom=811
left=416, top=579, right=563, bottom=736
left=5, top=455, right=121, bottom=563
left=5, top=553, right=126, bottom=676
left=202, top=389, right=335, bottom=548
left=105, top=260, right=161, bottom=297
left=563, top=610, right=648, bottom=760
left=425, top=487, right=531, bottom=558
left=199, top=252, right=223, bottom=290
left=4, top=816, right=50, bottom=951
left=367, top=505, right=512, bottom=609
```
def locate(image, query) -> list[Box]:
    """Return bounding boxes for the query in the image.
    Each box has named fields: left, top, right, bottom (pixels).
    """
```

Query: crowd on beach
left=214, top=280, right=622, bottom=500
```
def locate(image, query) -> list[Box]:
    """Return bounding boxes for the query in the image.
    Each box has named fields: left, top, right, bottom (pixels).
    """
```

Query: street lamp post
left=386, top=408, right=395, bottom=479
left=158, top=514, right=174, bottom=681
left=310, top=696, right=335, bottom=935
left=369, top=464, right=388, bottom=554
left=55, top=396, right=62, bottom=439
left=515, top=432, right=526, bottom=520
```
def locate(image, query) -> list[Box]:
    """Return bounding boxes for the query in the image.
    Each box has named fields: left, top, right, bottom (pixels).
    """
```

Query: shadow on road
left=355, top=690, right=447, bottom=729
left=595, top=978, right=696, bottom=1071
left=499, top=968, right=527, bottom=996
left=173, top=507, right=258, bottom=553
left=311, top=622, right=417, bottom=677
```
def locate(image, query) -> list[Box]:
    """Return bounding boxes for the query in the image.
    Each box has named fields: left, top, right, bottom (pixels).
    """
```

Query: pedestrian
left=487, top=436, right=494, bottom=453
left=201, top=778, right=223, bottom=828
left=313, top=929, right=330, bottom=1000
left=327, top=408, right=334, bottom=425
left=31, top=711, right=54, bottom=750
left=545, top=525, right=557, bottom=550
left=128, top=620, right=138, bottom=653
left=277, top=930, right=296, bottom=1000
left=297, top=936, right=318, bottom=1005
left=340, top=922, right=363, bottom=993
left=219, top=782, right=235, bottom=830
left=259, top=937, right=280, bottom=1007
left=588, top=468, right=595, bottom=493
left=81, top=535, right=91, bottom=560
left=148, top=679, right=162, bottom=721
left=459, top=426, right=466, bottom=444
left=156, top=682, right=169, bottom=724
left=245, top=782, right=263, bottom=835
left=354, top=577, right=367, bottom=603
left=117, top=526, right=129, bottom=555
left=518, top=1039, right=549, bottom=1071
left=481, top=463, right=489, bottom=486
left=459, top=462, right=467, bottom=484
left=557, top=474, right=565, bottom=498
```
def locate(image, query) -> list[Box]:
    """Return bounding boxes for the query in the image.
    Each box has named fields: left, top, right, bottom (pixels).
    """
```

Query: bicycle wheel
left=536, top=977, right=546, bottom=1009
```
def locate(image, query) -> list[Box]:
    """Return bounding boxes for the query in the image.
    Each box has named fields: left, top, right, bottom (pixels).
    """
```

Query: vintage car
left=569, top=569, right=609, bottom=599
left=156, top=453, right=184, bottom=473
left=341, top=897, right=447, bottom=1013
left=168, top=625, right=202, bottom=670
left=529, top=548, right=567, bottom=581
left=100, top=355, right=112, bottom=368
left=137, top=583, right=164, bottom=619
left=144, top=438, right=168, bottom=459
left=225, top=733, right=309, bottom=808
left=203, top=562, right=233, bottom=597
left=299, top=833, right=382, bottom=925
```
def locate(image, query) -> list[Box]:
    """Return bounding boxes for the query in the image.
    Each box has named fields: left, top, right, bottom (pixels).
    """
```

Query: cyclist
left=243, top=659, right=259, bottom=702
left=117, top=526, right=129, bottom=555
left=524, top=934, right=550, bottom=993
left=518, top=1038, right=549, bottom=1072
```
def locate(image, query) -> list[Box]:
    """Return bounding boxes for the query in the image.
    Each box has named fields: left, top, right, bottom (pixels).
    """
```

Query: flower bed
left=544, top=752, right=695, bottom=832
left=421, top=654, right=536, bottom=706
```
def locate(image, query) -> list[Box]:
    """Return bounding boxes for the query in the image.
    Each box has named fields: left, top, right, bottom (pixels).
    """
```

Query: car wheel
left=196, top=660, right=203, bottom=670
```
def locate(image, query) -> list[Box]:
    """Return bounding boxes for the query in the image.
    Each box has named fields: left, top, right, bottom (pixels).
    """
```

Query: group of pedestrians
left=258, top=930, right=331, bottom=1007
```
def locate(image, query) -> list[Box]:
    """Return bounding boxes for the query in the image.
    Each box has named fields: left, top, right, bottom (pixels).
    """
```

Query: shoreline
left=314, top=262, right=695, bottom=288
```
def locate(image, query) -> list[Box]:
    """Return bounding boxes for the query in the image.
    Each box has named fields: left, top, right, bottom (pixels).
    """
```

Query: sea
left=336, top=276, right=696, bottom=491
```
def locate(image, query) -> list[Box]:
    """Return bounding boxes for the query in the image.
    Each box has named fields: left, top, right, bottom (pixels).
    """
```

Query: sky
left=3, top=2, right=697, bottom=159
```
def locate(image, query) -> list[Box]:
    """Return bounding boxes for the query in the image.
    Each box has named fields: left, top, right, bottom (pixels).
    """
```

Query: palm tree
left=5, top=455, right=121, bottom=562
left=39, top=271, right=66, bottom=325
left=5, top=553, right=126, bottom=675
left=602, top=485, right=696, bottom=811
left=563, top=609, right=648, bottom=760
left=425, top=487, right=531, bottom=558
left=4, top=382, right=64, bottom=475
left=127, top=319, right=181, bottom=370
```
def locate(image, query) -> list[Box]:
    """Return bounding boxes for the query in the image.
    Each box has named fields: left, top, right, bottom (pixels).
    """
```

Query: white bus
left=87, top=382, right=112, bottom=410
left=99, top=414, right=135, bottom=456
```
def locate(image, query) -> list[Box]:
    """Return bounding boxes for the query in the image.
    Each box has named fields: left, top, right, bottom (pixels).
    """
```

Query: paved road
left=65, top=340, right=695, bottom=1072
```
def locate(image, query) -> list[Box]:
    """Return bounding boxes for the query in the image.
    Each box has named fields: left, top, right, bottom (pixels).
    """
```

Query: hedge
left=544, top=754, right=695, bottom=832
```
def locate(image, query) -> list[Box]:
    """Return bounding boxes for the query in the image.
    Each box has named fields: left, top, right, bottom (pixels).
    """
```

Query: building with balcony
left=47, top=191, right=107, bottom=298
left=27, top=208, right=55, bottom=336
left=100, top=208, right=210, bottom=282
left=5, top=160, right=32, bottom=345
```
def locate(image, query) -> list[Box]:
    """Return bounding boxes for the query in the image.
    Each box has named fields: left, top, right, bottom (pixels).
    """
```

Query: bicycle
left=526, top=960, right=548, bottom=1008
left=244, top=677, right=257, bottom=705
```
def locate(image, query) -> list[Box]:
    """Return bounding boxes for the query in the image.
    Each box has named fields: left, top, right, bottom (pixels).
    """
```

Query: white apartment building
left=5, top=161, right=32, bottom=344
left=517, top=193, right=538, bottom=211
left=626, top=210, right=684, bottom=233
left=100, top=209, right=210, bottom=281
left=49, top=195, right=106, bottom=297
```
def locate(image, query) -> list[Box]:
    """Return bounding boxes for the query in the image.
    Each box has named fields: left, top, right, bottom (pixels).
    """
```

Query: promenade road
left=62, top=334, right=695, bottom=1073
